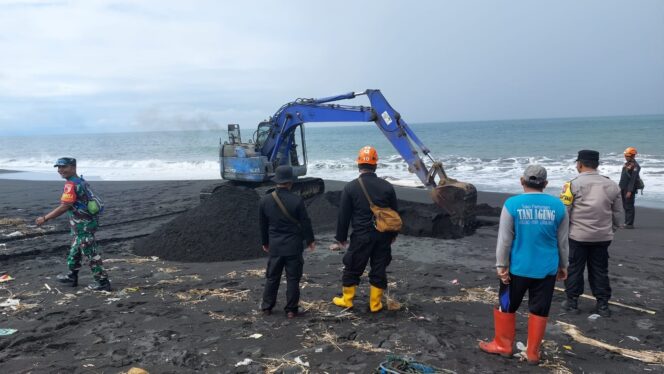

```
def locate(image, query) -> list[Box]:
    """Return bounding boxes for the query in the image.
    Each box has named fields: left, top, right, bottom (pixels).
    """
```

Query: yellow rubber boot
left=369, top=285, right=384, bottom=312
left=332, top=286, right=356, bottom=308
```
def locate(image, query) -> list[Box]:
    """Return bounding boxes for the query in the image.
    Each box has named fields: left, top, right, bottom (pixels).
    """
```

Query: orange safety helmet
left=624, top=147, right=638, bottom=157
left=356, top=145, right=378, bottom=165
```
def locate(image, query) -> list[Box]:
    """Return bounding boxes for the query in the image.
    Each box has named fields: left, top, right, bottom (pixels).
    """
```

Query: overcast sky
left=0, top=0, right=662, bottom=135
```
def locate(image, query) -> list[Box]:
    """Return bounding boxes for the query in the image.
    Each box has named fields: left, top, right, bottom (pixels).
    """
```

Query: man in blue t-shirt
left=479, top=165, right=569, bottom=365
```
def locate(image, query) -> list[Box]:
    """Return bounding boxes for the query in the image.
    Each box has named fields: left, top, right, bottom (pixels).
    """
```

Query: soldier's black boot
left=87, top=278, right=111, bottom=291
left=57, top=270, right=78, bottom=287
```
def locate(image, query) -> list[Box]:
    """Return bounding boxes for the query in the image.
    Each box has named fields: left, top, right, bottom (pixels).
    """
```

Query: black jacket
left=619, top=160, right=641, bottom=192
left=259, top=187, right=314, bottom=257
left=335, top=172, right=398, bottom=242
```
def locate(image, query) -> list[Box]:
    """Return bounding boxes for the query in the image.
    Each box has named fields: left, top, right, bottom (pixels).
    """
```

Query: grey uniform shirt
left=563, top=171, right=623, bottom=242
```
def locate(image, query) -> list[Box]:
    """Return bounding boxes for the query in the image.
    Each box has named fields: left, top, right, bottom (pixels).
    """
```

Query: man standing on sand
left=619, top=146, right=641, bottom=229
left=479, top=165, right=568, bottom=365
left=560, top=150, right=623, bottom=317
left=332, top=146, right=398, bottom=313
left=34, top=157, right=111, bottom=291
left=259, top=165, right=315, bottom=318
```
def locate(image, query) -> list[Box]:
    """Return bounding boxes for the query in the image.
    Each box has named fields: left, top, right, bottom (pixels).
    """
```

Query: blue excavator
left=205, top=89, right=476, bottom=222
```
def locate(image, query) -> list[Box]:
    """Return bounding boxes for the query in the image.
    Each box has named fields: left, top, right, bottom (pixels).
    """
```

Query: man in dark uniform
left=259, top=165, right=315, bottom=318
left=34, top=157, right=111, bottom=291
left=619, top=146, right=641, bottom=229
left=332, top=146, right=398, bottom=313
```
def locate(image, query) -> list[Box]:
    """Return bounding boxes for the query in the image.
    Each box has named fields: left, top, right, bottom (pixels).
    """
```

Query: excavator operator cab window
left=255, top=121, right=271, bottom=148
left=227, top=124, right=241, bottom=144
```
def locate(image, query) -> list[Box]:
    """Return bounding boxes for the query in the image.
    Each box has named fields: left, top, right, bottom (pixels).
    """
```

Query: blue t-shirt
left=504, top=193, right=566, bottom=278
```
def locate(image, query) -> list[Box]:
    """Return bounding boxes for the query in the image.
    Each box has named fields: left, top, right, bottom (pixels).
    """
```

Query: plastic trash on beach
left=248, top=333, right=262, bottom=339
left=4, top=231, right=23, bottom=238
left=234, top=358, right=253, bottom=367
left=0, top=298, right=20, bottom=309
left=0, top=328, right=18, bottom=336
left=626, top=336, right=640, bottom=342
left=0, top=274, right=13, bottom=283
left=451, top=278, right=459, bottom=285
left=588, top=313, right=601, bottom=320
left=294, top=356, right=310, bottom=367
left=516, top=341, right=526, bottom=352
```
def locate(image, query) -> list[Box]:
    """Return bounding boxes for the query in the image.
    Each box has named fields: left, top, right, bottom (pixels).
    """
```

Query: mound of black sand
left=133, top=185, right=479, bottom=262
left=133, top=185, right=266, bottom=262
left=308, top=190, right=476, bottom=240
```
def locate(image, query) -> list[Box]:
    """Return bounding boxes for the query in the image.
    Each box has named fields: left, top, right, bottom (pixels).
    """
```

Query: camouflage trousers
left=67, top=217, right=108, bottom=280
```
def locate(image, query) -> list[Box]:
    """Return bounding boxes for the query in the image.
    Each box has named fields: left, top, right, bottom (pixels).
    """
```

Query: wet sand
left=0, top=178, right=663, bottom=373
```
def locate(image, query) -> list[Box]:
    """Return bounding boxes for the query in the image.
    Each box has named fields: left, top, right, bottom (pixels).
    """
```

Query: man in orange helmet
left=332, top=146, right=399, bottom=313
left=619, top=147, right=642, bottom=229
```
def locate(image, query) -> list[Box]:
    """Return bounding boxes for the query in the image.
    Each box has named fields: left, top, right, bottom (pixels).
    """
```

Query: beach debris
left=82, top=364, right=95, bottom=368
left=588, top=313, right=601, bottom=321
left=0, top=274, right=13, bottom=283
left=563, top=345, right=573, bottom=350
left=44, top=283, right=52, bottom=291
left=293, top=356, right=310, bottom=367
left=123, top=287, right=140, bottom=293
left=627, top=336, right=640, bottom=342
left=376, top=355, right=455, bottom=374
left=0, top=328, right=18, bottom=336
left=126, top=368, right=150, bottom=374
left=0, top=298, right=20, bottom=309
left=557, top=321, right=664, bottom=364
left=4, top=231, right=23, bottom=238
left=554, top=286, right=656, bottom=314
left=451, top=278, right=459, bottom=285
left=176, top=288, right=249, bottom=304
left=433, top=286, right=497, bottom=305
left=235, top=358, right=253, bottom=367
left=516, top=341, right=526, bottom=352
left=105, top=297, right=122, bottom=304
left=248, top=333, right=263, bottom=339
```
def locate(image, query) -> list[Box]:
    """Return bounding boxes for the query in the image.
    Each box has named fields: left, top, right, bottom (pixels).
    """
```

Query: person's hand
left=35, top=216, right=47, bottom=226
left=626, top=191, right=632, bottom=199
left=329, top=241, right=347, bottom=251
left=262, top=245, right=269, bottom=253
left=556, top=267, right=568, bottom=281
left=497, top=267, right=510, bottom=284
left=307, top=241, right=316, bottom=252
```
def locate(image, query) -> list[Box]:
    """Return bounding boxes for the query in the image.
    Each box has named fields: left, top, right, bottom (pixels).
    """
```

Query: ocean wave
left=2, top=155, right=663, bottom=205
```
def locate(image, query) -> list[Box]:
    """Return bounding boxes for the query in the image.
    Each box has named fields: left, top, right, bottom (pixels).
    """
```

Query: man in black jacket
left=619, top=146, right=641, bottom=229
left=332, top=146, right=398, bottom=313
left=259, top=165, right=316, bottom=318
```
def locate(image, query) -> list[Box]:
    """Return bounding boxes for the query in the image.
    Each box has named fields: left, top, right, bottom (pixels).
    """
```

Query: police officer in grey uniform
left=559, top=150, right=623, bottom=317
left=259, top=165, right=315, bottom=318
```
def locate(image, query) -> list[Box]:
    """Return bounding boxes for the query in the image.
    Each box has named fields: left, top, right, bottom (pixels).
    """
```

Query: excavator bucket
left=428, top=162, right=477, bottom=230
left=431, top=178, right=477, bottom=221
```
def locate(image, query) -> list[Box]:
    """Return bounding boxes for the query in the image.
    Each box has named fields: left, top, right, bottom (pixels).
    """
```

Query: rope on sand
left=553, top=287, right=656, bottom=315
left=374, top=355, right=456, bottom=374
left=557, top=321, right=664, bottom=365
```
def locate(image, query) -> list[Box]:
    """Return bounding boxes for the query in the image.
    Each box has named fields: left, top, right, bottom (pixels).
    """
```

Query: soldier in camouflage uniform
left=35, top=157, right=111, bottom=291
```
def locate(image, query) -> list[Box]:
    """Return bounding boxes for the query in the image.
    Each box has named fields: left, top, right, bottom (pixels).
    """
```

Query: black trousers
left=341, top=231, right=392, bottom=289
left=621, top=189, right=636, bottom=225
left=261, top=253, right=304, bottom=313
left=564, top=239, right=612, bottom=303
left=498, top=274, right=556, bottom=317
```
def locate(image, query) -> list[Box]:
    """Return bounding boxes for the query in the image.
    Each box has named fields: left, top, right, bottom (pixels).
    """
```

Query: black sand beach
left=1, top=178, right=663, bottom=373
